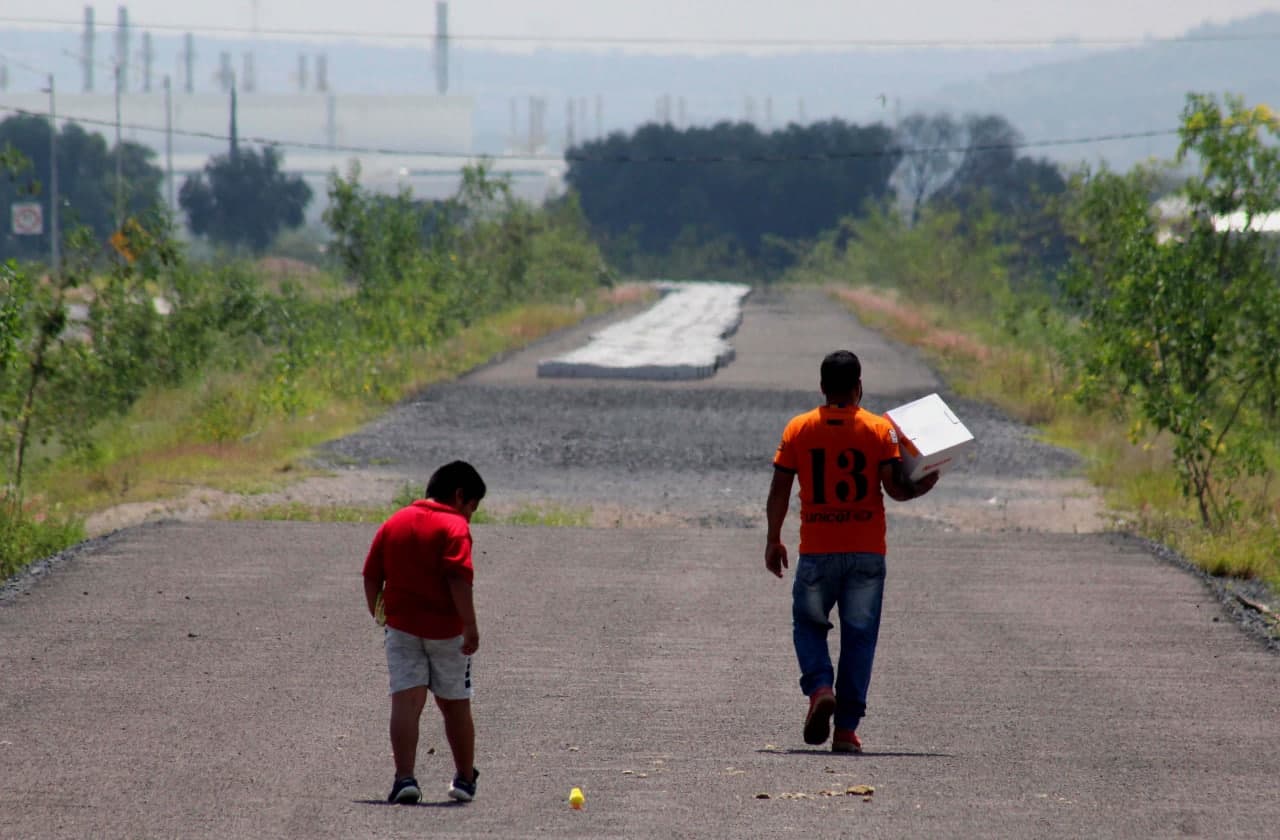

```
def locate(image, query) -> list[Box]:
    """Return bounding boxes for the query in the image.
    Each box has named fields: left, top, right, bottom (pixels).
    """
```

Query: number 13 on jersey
left=809, top=447, right=870, bottom=504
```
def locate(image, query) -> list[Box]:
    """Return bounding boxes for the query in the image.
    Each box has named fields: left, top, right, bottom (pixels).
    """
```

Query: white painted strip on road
left=537, top=281, right=752, bottom=380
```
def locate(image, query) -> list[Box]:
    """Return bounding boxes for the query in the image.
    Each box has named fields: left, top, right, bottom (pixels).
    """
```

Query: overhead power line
left=0, top=101, right=1181, bottom=163
left=0, top=50, right=53, bottom=79
left=3, top=15, right=1280, bottom=48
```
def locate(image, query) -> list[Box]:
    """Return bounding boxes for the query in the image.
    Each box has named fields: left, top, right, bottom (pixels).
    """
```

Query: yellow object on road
left=569, top=786, right=584, bottom=809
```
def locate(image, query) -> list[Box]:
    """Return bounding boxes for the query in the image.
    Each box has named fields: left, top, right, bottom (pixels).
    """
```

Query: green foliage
left=179, top=145, right=312, bottom=253
left=0, top=115, right=165, bottom=261
left=1065, top=93, right=1280, bottom=529
left=566, top=119, right=900, bottom=275
left=3, top=157, right=609, bottom=577
left=0, top=495, right=84, bottom=580
left=791, top=202, right=1013, bottom=315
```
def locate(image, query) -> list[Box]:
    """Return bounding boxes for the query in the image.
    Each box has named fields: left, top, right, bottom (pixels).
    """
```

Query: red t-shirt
left=362, top=499, right=475, bottom=640
left=773, top=404, right=902, bottom=555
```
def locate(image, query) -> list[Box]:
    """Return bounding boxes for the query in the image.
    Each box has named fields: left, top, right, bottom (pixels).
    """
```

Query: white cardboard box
left=884, top=393, right=975, bottom=481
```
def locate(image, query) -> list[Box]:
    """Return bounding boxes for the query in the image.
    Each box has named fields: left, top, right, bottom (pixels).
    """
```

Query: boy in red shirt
left=766, top=351, right=938, bottom=753
left=363, top=461, right=486, bottom=804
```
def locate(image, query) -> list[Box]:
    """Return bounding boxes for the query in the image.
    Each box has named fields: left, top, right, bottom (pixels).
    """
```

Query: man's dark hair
left=820, top=350, right=862, bottom=396
left=426, top=460, right=487, bottom=504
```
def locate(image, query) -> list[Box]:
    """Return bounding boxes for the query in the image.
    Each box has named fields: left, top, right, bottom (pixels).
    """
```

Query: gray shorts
left=384, top=627, right=473, bottom=699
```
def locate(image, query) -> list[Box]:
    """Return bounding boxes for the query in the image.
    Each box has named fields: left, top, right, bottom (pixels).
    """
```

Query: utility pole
left=164, top=75, right=174, bottom=209
left=114, top=61, right=123, bottom=230
left=229, top=75, right=239, bottom=161
left=46, top=74, right=60, bottom=275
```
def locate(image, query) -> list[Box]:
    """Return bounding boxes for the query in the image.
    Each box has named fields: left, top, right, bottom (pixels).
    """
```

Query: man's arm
left=765, top=468, right=795, bottom=578
left=880, top=459, right=940, bottom=502
left=447, top=575, right=480, bottom=655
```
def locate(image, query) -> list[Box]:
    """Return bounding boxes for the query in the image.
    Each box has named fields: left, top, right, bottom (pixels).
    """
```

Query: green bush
left=0, top=496, right=84, bottom=580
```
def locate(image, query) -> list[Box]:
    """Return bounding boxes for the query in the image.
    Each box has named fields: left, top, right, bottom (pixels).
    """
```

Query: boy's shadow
left=354, top=798, right=468, bottom=808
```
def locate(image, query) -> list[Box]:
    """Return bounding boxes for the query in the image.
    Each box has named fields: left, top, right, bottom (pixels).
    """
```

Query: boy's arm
left=447, top=575, right=480, bottom=655
left=362, top=528, right=385, bottom=619
left=363, top=575, right=383, bottom=619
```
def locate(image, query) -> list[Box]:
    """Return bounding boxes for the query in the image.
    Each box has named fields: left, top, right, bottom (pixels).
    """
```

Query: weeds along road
left=2, top=286, right=1278, bottom=839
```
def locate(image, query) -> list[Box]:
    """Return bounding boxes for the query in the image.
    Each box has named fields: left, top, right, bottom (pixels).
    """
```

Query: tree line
left=564, top=114, right=1067, bottom=278
left=0, top=114, right=312, bottom=259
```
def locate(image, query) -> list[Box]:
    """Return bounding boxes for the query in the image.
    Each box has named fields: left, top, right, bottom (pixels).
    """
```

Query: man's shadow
left=757, top=747, right=955, bottom=758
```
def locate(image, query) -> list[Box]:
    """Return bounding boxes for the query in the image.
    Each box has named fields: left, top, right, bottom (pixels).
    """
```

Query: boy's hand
left=460, top=625, right=479, bottom=656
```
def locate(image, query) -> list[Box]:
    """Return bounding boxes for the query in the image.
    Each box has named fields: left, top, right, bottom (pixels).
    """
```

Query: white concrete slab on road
left=536, top=281, right=752, bottom=380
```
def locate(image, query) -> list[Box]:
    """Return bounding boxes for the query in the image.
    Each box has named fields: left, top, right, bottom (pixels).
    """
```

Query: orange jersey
left=773, top=404, right=902, bottom=555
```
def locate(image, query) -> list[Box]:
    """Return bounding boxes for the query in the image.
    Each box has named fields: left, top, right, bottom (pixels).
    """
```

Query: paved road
left=2, top=287, right=1278, bottom=839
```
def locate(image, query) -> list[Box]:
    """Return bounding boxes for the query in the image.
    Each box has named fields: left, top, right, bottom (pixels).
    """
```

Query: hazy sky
left=16, top=1, right=1280, bottom=49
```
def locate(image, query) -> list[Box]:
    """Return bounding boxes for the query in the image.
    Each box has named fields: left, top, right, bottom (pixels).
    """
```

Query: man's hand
left=460, top=624, right=479, bottom=656
left=913, top=471, right=941, bottom=497
left=765, top=541, right=789, bottom=578
left=883, top=461, right=942, bottom=502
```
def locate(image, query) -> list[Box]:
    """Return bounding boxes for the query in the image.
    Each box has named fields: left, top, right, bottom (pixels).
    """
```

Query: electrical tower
left=435, top=1, right=449, bottom=95
left=82, top=6, right=95, bottom=92
left=181, top=33, right=196, bottom=93
left=115, top=6, right=130, bottom=92
left=141, top=32, right=153, bottom=93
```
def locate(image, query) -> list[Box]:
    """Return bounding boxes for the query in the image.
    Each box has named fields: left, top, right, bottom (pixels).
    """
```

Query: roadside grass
left=831, top=284, right=1280, bottom=588
left=221, top=500, right=594, bottom=528
left=0, top=498, right=85, bottom=580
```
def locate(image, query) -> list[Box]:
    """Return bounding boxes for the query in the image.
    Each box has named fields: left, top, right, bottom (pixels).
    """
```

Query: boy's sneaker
left=448, top=768, right=479, bottom=802
left=802, top=686, right=836, bottom=745
left=832, top=729, right=863, bottom=754
left=388, top=776, right=421, bottom=804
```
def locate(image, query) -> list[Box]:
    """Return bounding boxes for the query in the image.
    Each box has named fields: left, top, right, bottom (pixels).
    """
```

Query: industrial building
left=1, top=3, right=565, bottom=225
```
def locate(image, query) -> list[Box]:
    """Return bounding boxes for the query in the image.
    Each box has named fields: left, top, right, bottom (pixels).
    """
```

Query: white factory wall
left=6, top=92, right=565, bottom=218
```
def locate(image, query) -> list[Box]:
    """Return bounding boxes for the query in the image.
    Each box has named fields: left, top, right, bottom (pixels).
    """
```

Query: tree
left=564, top=119, right=899, bottom=273
left=892, top=113, right=961, bottom=226
left=180, top=146, right=312, bottom=253
left=0, top=115, right=164, bottom=261
left=926, top=113, right=1070, bottom=284
left=1065, top=93, right=1280, bottom=529
left=930, top=114, right=1067, bottom=219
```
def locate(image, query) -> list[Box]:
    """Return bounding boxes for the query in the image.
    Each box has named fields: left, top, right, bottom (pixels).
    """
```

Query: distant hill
left=912, top=13, right=1280, bottom=172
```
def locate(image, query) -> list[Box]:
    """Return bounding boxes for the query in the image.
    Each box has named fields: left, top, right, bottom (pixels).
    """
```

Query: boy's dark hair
left=820, top=350, right=862, bottom=396
left=426, top=460, right=487, bottom=504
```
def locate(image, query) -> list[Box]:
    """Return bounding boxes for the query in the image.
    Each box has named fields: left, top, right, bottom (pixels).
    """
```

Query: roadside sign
left=11, top=202, right=43, bottom=236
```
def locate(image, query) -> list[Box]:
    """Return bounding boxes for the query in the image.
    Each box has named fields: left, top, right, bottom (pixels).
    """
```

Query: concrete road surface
left=2, top=287, right=1277, bottom=839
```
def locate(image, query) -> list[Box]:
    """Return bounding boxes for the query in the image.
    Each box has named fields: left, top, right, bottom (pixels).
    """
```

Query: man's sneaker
left=388, top=776, right=421, bottom=804
left=448, top=768, right=479, bottom=802
left=832, top=729, right=863, bottom=754
left=802, top=686, right=836, bottom=745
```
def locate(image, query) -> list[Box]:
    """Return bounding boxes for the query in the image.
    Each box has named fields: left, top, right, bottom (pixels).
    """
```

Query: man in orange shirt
left=766, top=350, right=939, bottom=753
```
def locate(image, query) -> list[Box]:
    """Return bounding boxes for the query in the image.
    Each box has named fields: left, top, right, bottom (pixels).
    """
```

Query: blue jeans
left=791, top=552, right=886, bottom=732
